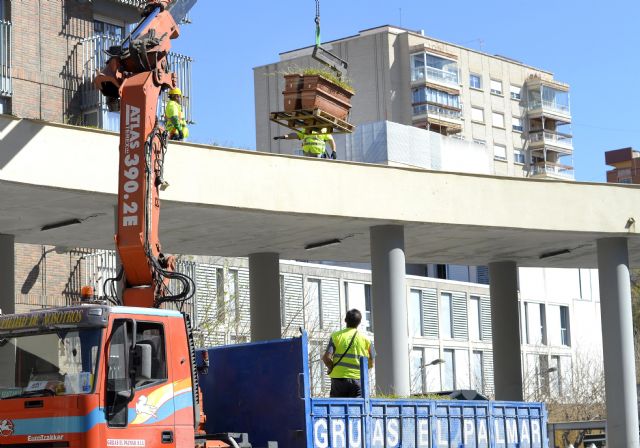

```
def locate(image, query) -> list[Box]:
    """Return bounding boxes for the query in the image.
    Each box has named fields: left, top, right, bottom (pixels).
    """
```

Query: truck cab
left=0, top=305, right=197, bottom=447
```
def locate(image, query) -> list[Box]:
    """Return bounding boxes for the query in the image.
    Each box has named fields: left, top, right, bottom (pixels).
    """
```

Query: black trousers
left=330, top=378, right=362, bottom=398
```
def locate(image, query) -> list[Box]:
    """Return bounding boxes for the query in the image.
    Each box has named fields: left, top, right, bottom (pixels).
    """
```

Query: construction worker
left=165, top=87, right=189, bottom=141
left=274, top=127, right=336, bottom=159
left=322, top=309, right=375, bottom=398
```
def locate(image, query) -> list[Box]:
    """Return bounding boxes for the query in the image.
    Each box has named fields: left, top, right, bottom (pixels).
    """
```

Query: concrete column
left=488, top=261, right=523, bottom=401
left=249, top=252, right=281, bottom=341
left=597, top=237, right=639, bottom=447
left=370, top=225, right=410, bottom=396
left=0, top=234, right=15, bottom=315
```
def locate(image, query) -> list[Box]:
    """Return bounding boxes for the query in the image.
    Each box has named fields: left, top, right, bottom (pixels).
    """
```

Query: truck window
left=107, top=320, right=131, bottom=427
left=134, top=322, right=167, bottom=388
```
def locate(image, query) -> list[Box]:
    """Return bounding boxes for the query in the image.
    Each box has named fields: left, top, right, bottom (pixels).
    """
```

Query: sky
left=170, top=0, right=640, bottom=183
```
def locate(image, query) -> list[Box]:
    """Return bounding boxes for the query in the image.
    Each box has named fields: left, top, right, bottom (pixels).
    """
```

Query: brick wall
left=14, top=243, right=92, bottom=311
left=10, top=0, right=93, bottom=122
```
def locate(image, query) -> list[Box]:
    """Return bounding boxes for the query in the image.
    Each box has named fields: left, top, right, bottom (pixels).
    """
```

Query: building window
left=471, top=107, right=484, bottom=123
left=94, top=20, right=125, bottom=39
left=409, top=289, right=424, bottom=336
left=492, top=112, right=505, bottom=128
left=525, top=302, right=547, bottom=345
left=550, top=355, right=561, bottom=396
left=442, top=349, right=456, bottom=390
left=469, top=73, right=482, bottom=89
left=410, top=348, right=424, bottom=394
left=490, top=79, right=503, bottom=95
left=514, top=149, right=525, bottom=164
left=469, top=296, right=481, bottom=341
left=510, top=85, right=521, bottom=100
left=493, top=144, right=507, bottom=161
left=306, top=278, right=323, bottom=330
left=512, top=116, right=523, bottom=132
left=472, top=351, right=483, bottom=393
left=345, top=282, right=373, bottom=332
left=440, top=292, right=453, bottom=339
left=411, top=52, right=459, bottom=85
left=560, top=306, right=571, bottom=346
left=473, top=138, right=486, bottom=146
left=412, top=87, right=460, bottom=108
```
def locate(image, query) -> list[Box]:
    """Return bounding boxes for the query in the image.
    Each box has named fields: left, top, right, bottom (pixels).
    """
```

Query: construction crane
left=95, top=0, right=195, bottom=310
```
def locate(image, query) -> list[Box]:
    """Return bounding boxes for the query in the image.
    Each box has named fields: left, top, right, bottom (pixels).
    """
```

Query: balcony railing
left=411, top=66, right=459, bottom=87
left=79, top=34, right=193, bottom=129
left=412, top=103, right=461, bottom=121
left=530, top=162, right=575, bottom=179
left=526, top=100, right=570, bottom=116
left=0, top=20, right=12, bottom=96
left=529, top=130, right=573, bottom=149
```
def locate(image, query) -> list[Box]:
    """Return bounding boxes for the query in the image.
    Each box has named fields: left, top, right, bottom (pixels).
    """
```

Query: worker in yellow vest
left=165, top=88, right=189, bottom=141
left=322, top=309, right=375, bottom=397
left=274, top=127, right=336, bottom=159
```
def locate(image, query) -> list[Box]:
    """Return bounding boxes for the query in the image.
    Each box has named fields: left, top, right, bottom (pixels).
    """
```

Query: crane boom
left=95, top=0, right=189, bottom=308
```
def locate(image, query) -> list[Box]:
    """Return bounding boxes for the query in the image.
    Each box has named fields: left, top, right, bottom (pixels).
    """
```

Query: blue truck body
left=197, top=334, right=547, bottom=448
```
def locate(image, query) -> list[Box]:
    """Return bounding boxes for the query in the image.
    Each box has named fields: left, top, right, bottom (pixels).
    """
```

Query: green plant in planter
left=281, top=66, right=355, bottom=93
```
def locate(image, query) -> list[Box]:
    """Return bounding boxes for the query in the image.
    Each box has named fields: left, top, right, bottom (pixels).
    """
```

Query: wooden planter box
left=282, top=74, right=354, bottom=120
left=283, top=74, right=304, bottom=112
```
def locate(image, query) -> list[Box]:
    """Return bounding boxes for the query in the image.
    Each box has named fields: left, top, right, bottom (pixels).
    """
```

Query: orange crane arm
left=95, top=1, right=186, bottom=308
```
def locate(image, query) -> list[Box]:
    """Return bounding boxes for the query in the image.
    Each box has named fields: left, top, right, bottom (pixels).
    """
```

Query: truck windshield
left=0, top=329, right=101, bottom=399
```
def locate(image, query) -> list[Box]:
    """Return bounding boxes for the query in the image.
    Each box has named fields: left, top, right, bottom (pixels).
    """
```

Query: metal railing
left=412, top=103, right=461, bottom=121
left=530, top=162, right=575, bottom=179
left=0, top=20, right=12, bottom=96
left=526, top=100, right=570, bottom=116
left=411, top=66, right=459, bottom=87
left=529, top=130, right=573, bottom=148
left=79, top=34, right=194, bottom=128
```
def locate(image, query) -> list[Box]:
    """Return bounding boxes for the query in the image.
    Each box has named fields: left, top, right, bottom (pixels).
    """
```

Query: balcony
left=530, top=162, right=575, bottom=180
left=526, top=100, right=571, bottom=118
left=411, top=66, right=459, bottom=88
left=79, top=34, right=193, bottom=131
left=0, top=20, right=11, bottom=96
left=412, top=103, right=462, bottom=135
left=528, top=130, right=573, bottom=152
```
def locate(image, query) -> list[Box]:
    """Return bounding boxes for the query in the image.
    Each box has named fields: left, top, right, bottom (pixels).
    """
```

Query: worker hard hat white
left=168, top=88, right=182, bottom=96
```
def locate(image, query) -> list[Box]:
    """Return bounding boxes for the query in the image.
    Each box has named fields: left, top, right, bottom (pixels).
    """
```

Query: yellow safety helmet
left=168, top=87, right=182, bottom=96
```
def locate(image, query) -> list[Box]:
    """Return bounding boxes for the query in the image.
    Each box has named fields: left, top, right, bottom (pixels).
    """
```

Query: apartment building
left=605, top=147, right=640, bottom=184
left=0, top=0, right=194, bottom=309
left=0, top=0, right=192, bottom=129
left=254, top=25, right=574, bottom=180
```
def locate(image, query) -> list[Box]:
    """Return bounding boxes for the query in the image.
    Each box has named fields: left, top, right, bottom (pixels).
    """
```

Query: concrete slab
left=1, top=115, right=638, bottom=268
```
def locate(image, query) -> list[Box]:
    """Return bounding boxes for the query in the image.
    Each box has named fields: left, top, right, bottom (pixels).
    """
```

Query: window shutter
left=421, top=288, right=439, bottom=338
left=283, top=274, right=304, bottom=329
left=452, top=292, right=468, bottom=340
left=483, top=350, right=494, bottom=396
left=480, top=296, right=493, bottom=341
left=320, top=278, right=341, bottom=331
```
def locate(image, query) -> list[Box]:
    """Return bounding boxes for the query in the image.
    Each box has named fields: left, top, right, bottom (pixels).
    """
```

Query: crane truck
left=0, top=1, right=549, bottom=447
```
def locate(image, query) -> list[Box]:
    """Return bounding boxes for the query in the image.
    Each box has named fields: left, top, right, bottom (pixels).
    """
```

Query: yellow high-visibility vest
left=329, top=328, right=371, bottom=379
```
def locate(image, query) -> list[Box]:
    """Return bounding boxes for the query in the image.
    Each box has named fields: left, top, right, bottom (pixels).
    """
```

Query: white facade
left=81, top=251, right=602, bottom=398
left=254, top=25, right=574, bottom=180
